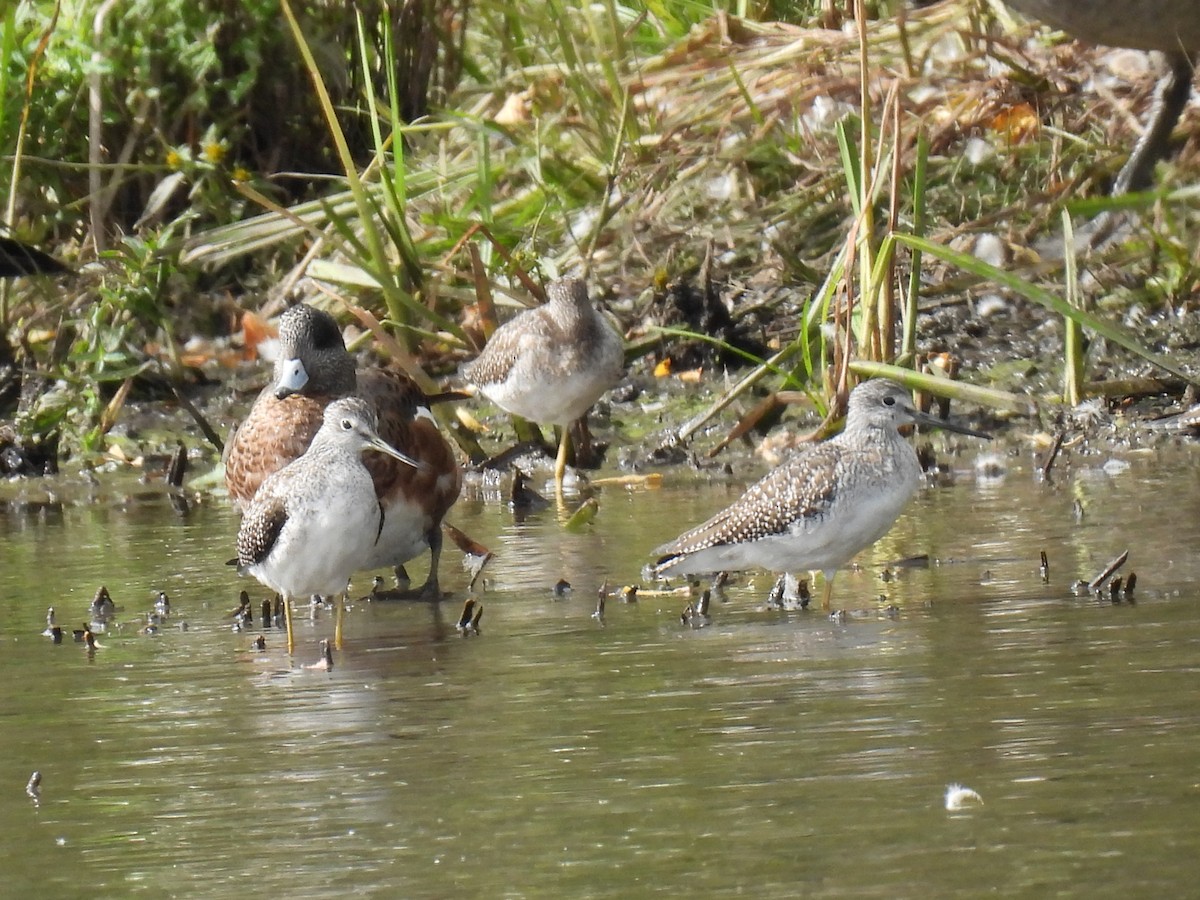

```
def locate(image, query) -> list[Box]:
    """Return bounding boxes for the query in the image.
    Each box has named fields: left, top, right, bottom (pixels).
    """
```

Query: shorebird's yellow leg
left=284, top=594, right=295, bottom=655
left=555, top=427, right=572, bottom=501
left=334, top=592, right=346, bottom=651
left=820, top=573, right=835, bottom=610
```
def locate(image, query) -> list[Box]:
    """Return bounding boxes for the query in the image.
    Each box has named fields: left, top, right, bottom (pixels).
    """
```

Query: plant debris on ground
left=1, top=0, right=1198, bottom=484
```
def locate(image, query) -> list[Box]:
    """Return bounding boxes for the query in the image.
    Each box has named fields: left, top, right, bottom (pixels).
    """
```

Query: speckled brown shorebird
left=651, top=379, right=990, bottom=607
left=461, top=277, right=624, bottom=489
left=236, top=398, right=420, bottom=653
left=224, top=303, right=461, bottom=597
left=1003, top=0, right=1200, bottom=196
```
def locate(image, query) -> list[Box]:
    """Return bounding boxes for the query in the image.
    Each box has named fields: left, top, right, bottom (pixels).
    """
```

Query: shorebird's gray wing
left=462, top=325, right=525, bottom=388
left=655, top=443, right=842, bottom=562
left=462, top=308, right=556, bottom=387
left=237, top=496, right=288, bottom=569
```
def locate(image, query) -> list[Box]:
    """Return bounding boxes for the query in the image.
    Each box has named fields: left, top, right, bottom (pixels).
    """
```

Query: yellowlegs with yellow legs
left=224, top=303, right=461, bottom=597
left=652, top=379, right=990, bottom=607
left=1002, top=1, right=1199, bottom=197
left=236, top=397, right=420, bottom=653
left=462, top=277, right=624, bottom=490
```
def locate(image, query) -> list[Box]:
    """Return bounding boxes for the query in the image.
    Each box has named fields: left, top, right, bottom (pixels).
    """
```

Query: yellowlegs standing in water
left=224, top=303, right=461, bottom=597
left=1002, top=1, right=1199, bottom=197
left=462, top=277, right=624, bottom=489
left=652, top=379, right=990, bottom=607
left=236, top=397, right=420, bottom=653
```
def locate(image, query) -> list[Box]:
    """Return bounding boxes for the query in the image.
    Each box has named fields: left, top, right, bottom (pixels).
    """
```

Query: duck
left=224, top=303, right=461, bottom=597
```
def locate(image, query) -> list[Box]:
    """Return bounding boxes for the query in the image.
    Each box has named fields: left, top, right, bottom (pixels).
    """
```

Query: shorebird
left=89, top=586, right=115, bottom=620
left=652, top=379, right=990, bottom=607
left=1003, top=1, right=1199, bottom=197
left=236, top=397, right=420, bottom=652
left=224, top=303, right=461, bottom=597
left=462, top=277, right=624, bottom=489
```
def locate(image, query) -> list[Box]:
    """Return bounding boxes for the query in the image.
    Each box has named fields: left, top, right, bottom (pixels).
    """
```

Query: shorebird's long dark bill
left=366, top=434, right=423, bottom=469
left=909, top=407, right=991, bottom=440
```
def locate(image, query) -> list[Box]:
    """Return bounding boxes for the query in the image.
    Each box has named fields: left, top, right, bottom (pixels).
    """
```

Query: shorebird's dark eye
left=341, top=418, right=353, bottom=430
left=883, top=396, right=895, bottom=406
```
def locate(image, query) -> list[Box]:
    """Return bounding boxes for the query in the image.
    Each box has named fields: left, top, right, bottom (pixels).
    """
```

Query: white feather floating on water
left=944, top=784, right=984, bottom=811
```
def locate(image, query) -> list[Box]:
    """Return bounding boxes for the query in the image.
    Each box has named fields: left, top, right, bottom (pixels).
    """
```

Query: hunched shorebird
left=462, top=277, right=624, bottom=490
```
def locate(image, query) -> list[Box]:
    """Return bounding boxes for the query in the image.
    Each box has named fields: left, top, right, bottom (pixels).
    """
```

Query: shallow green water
left=3, top=439, right=1200, bottom=897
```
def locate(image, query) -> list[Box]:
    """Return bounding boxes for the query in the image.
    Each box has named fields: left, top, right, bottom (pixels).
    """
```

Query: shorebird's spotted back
left=652, top=379, right=989, bottom=603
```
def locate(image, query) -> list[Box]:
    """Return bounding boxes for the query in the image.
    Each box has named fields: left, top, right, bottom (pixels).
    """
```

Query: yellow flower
left=232, top=166, right=252, bottom=183
left=165, top=149, right=183, bottom=169
left=203, top=141, right=227, bottom=164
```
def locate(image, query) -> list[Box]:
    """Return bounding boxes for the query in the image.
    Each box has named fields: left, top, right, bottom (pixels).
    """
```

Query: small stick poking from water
left=767, top=575, right=786, bottom=610
left=231, top=591, right=253, bottom=628
left=1088, top=549, right=1129, bottom=593
left=1124, top=572, right=1137, bottom=599
left=456, top=599, right=478, bottom=635
left=26, top=771, right=41, bottom=806
left=171, top=382, right=224, bottom=454
left=1040, top=432, right=1065, bottom=483
left=593, top=581, right=607, bottom=622
left=1109, top=577, right=1123, bottom=603
left=1039, top=550, right=1050, bottom=583
left=682, top=589, right=713, bottom=628
left=165, top=441, right=188, bottom=488
left=305, top=639, right=333, bottom=671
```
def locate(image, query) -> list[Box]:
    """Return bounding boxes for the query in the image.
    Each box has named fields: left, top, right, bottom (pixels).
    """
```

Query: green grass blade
left=850, top=359, right=1037, bottom=415
left=902, top=129, right=929, bottom=360
left=895, top=233, right=1198, bottom=386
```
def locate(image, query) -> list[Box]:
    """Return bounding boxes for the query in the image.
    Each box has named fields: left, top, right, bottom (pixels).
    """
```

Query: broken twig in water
left=1088, top=549, right=1129, bottom=592
left=1040, top=432, right=1065, bottom=482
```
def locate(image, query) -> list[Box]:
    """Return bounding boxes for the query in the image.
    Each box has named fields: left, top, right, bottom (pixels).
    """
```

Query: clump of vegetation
left=2, top=0, right=1197, bottom=469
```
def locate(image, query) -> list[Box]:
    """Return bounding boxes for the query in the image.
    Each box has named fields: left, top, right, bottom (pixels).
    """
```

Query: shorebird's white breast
left=481, top=358, right=612, bottom=425
left=360, top=493, right=436, bottom=571
left=251, top=471, right=381, bottom=598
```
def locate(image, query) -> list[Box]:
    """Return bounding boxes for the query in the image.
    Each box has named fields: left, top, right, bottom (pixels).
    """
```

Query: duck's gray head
left=273, top=304, right=356, bottom=399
